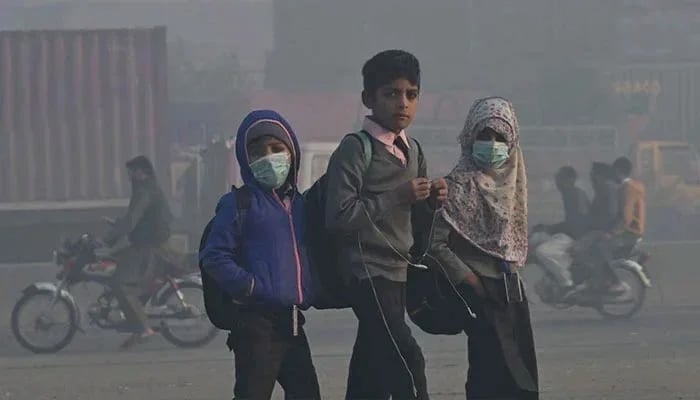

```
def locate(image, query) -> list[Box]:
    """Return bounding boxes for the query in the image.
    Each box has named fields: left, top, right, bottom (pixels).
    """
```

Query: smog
left=0, top=1, right=699, bottom=399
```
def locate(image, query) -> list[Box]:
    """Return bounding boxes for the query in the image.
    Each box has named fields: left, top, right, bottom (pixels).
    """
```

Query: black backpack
left=405, top=205, right=467, bottom=336
left=406, top=262, right=468, bottom=335
left=199, top=185, right=251, bottom=331
left=304, top=131, right=424, bottom=310
left=304, top=132, right=372, bottom=309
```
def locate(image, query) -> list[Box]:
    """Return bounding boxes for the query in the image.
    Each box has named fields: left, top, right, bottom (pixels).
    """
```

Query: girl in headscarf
left=414, top=97, right=538, bottom=399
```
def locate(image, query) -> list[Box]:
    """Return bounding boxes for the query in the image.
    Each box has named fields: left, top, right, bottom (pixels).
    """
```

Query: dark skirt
left=460, top=276, right=539, bottom=400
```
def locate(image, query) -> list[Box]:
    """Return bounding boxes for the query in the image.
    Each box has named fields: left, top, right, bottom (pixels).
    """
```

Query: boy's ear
left=361, top=90, right=374, bottom=109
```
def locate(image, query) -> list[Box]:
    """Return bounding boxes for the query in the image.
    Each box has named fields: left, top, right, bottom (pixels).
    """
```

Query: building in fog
left=614, top=0, right=700, bottom=142
left=265, top=0, right=621, bottom=125
left=4, top=0, right=700, bottom=140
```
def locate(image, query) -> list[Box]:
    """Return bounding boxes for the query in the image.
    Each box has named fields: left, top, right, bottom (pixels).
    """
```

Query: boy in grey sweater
left=325, top=49, right=447, bottom=400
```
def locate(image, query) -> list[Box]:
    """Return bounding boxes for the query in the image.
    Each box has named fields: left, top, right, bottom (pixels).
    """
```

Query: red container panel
left=0, top=27, right=168, bottom=203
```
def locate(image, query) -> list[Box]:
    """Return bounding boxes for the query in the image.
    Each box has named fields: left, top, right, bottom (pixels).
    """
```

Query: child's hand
left=399, top=177, right=431, bottom=203
left=428, top=178, right=448, bottom=207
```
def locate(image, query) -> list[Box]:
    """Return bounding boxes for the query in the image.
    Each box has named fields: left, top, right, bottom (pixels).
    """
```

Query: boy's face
left=614, top=166, right=630, bottom=181
left=127, top=168, right=147, bottom=183
left=363, top=78, right=419, bottom=133
left=247, top=136, right=291, bottom=164
left=555, top=173, right=573, bottom=190
left=590, top=170, right=608, bottom=188
left=613, top=168, right=623, bottom=182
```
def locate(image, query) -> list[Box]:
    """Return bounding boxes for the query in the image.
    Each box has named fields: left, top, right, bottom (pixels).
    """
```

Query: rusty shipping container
left=0, top=27, right=168, bottom=206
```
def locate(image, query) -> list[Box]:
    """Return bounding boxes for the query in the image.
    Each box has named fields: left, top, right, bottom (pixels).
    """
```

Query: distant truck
left=0, top=27, right=169, bottom=262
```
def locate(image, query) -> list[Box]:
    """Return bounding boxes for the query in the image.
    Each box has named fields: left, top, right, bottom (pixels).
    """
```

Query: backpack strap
left=231, top=185, right=252, bottom=237
left=348, top=130, right=373, bottom=171
left=232, top=185, right=252, bottom=210
left=410, top=137, right=425, bottom=170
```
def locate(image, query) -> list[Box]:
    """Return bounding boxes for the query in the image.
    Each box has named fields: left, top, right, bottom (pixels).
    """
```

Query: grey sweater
left=325, top=133, right=426, bottom=282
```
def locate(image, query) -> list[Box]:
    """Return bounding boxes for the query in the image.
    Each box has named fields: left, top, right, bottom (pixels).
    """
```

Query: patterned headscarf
left=441, top=97, right=529, bottom=266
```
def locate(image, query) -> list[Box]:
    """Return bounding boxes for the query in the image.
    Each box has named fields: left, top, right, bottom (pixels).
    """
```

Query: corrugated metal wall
left=614, top=62, right=700, bottom=142
left=0, top=26, right=168, bottom=203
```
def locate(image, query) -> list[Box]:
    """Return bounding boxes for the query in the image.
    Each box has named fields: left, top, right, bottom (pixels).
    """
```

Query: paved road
left=1, top=303, right=699, bottom=400
left=2, top=240, right=700, bottom=400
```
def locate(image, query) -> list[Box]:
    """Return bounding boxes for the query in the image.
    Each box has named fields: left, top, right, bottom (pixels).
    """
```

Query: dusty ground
left=1, top=306, right=699, bottom=400
left=1, top=242, right=700, bottom=400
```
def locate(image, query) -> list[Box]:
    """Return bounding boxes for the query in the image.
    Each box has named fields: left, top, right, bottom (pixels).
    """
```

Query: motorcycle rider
left=612, top=157, right=646, bottom=237
left=104, top=155, right=183, bottom=349
left=571, top=162, right=626, bottom=295
left=587, top=157, right=646, bottom=290
left=532, top=166, right=590, bottom=292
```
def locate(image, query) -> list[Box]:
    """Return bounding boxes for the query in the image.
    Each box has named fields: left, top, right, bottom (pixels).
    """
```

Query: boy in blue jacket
left=199, top=110, right=320, bottom=400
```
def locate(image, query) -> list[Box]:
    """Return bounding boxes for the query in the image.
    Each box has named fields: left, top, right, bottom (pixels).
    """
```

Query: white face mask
left=250, top=152, right=291, bottom=189
left=472, top=141, right=510, bottom=169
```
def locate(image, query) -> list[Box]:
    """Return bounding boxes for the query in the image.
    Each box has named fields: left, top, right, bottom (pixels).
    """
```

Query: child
left=199, top=110, right=321, bottom=400
left=325, top=49, right=447, bottom=400
left=417, top=97, right=539, bottom=399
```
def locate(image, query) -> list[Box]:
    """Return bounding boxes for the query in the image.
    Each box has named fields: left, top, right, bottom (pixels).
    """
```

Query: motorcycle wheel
left=596, top=265, right=647, bottom=320
left=158, top=281, right=218, bottom=348
left=11, top=290, right=78, bottom=354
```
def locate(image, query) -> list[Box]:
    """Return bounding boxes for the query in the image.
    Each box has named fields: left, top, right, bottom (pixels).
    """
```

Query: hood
left=459, top=96, right=519, bottom=155
left=235, top=109, right=301, bottom=188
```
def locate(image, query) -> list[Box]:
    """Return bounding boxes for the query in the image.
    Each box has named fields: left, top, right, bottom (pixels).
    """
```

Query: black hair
left=126, top=155, right=155, bottom=176
left=613, top=156, right=633, bottom=177
left=556, top=166, right=577, bottom=182
left=362, top=49, right=421, bottom=95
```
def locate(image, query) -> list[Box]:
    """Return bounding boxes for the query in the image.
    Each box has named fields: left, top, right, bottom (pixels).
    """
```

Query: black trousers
left=461, top=277, right=539, bottom=400
left=591, top=232, right=640, bottom=286
left=112, top=246, right=159, bottom=332
left=576, top=231, right=639, bottom=289
left=346, top=277, right=429, bottom=400
left=227, top=308, right=321, bottom=400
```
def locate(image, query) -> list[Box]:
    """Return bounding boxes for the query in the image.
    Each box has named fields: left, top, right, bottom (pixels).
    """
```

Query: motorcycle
left=528, top=233, right=653, bottom=319
left=11, top=233, right=218, bottom=354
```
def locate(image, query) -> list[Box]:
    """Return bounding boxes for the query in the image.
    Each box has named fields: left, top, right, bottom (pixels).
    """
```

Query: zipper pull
left=292, top=305, right=299, bottom=337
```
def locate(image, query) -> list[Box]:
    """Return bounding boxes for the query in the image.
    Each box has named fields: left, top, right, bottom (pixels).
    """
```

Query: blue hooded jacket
left=199, top=110, right=314, bottom=309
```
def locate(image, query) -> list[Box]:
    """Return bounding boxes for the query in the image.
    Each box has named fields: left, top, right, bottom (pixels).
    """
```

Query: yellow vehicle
left=632, top=140, right=700, bottom=215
